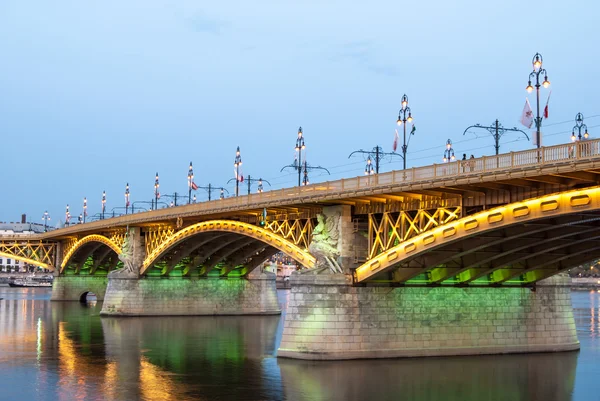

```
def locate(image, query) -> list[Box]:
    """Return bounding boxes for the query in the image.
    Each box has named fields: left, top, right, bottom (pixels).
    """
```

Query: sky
left=1, top=0, right=599, bottom=224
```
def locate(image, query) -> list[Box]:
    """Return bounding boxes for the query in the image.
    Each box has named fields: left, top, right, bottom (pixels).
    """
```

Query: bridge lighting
left=220, top=188, right=225, bottom=199
left=396, top=93, right=415, bottom=169
left=526, top=52, right=550, bottom=149
left=281, top=126, right=330, bottom=186
left=193, top=194, right=197, bottom=203
left=83, top=197, right=87, bottom=223
left=101, top=191, right=106, bottom=220
left=188, top=161, right=195, bottom=204
left=348, top=146, right=401, bottom=175
left=572, top=113, right=590, bottom=142
left=154, top=172, right=160, bottom=210
left=42, top=211, right=50, bottom=232
left=78, top=214, right=83, bottom=224
left=443, top=139, right=455, bottom=163
left=365, top=156, right=375, bottom=175
left=234, top=146, right=243, bottom=196
left=125, top=183, right=130, bottom=214
left=526, top=81, right=534, bottom=93
left=65, top=204, right=71, bottom=226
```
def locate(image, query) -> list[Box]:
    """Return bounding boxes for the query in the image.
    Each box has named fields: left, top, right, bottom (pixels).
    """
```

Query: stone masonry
left=277, top=273, right=579, bottom=360
left=100, top=272, right=280, bottom=316
left=51, top=275, right=109, bottom=301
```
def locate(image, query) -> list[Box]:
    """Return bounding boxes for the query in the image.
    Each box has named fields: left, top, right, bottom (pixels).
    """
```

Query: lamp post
left=194, top=184, right=227, bottom=201
left=78, top=214, right=83, bottom=224
left=396, top=94, right=415, bottom=169
left=125, top=183, right=130, bottom=214
left=220, top=188, right=225, bottom=199
left=154, top=172, right=160, bottom=210
left=101, top=191, right=106, bottom=220
left=365, top=156, right=374, bottom=175
left=571, top=113, right=589, bottom=142
left=234, top=146, right=242, bottom=197
left=282, top=128, right=330, bottom=186
left=42, top=211, right=50, bottom=232
left=193, top=194, right=197, bottom=203
left=526, top=52, right=550, bottom=148
left=188, top=162, right=195, bottom=204
left=257, top=178, right=265, bottom=193
left=442, top=139, right=456, bottom=162
left=83, top=197, right=87, bottom=223
left=348, top=146, right=401, bottom=174
left=295, top=127, right=306, bottom=186
left=65, top=204, right=71, bottom=226
left=228, top=175, right=271, bottom=195
left=463, top=120, right=529, bottom=155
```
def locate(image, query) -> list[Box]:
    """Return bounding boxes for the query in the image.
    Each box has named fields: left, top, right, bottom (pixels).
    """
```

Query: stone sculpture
left=308, top=211, right=343, bottom=273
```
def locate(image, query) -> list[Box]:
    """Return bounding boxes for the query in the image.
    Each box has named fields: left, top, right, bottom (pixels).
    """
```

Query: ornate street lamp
left=65, top=204, right=71, bottom=226
left=571, top=113, right=589, bottom=142
left=83, top=197, right=87, bottom=223
left=396, top=94, right=415, bottom=169
left=365, top=156, right=375, bottom=175
left=154, top=172, right=160, bottom=210
left=42, top=211, right=50, bottom=232
left=188, top=162, right=196, bottom=203
left=125, top=183, right=130, bottom=214
left=295, top=127, right=306, bottom=186
left=526, top=53, right=550, bottom=148
left=443, top=139, right=456, bottom=163
left=234, top=147, right=242, bottom=197
left=101, top=191, right=106, bottom=219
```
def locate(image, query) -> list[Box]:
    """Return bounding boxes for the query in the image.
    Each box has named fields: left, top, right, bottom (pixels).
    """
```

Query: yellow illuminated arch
left=356, top=186, right=600, bottom=282
left=0, top=251, right=52, bottom=270
left=60, top=234, right=122, bottom=271
left=142, top=220, right=316, bottom=274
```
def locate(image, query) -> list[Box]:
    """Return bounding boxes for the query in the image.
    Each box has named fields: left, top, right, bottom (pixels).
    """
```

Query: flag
left=544, top=90, right=551, bottom=119
left=410, top=125, right=416, bottom=135
left=520, top=98, right=534, bottom=128
left=240, top=175, right=244, bottom=182
left=191, top=181, right=198, bottom=191
left=126, top=200, right=130, bottom=207
left=393, top=129, right=399, bottom=152
left=157, top=192, right=160, bottom=199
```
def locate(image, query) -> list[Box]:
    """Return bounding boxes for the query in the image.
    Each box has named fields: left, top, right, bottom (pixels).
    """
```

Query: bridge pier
left=99, top=271, right=280, bottom=316
left=277, top=273, right=579, bottom=360
left=51, top=275, right=109, bottom=301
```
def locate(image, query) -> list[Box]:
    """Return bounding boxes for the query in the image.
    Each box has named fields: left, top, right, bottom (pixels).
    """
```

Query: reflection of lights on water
left=37, top=317, right=42, bottom=362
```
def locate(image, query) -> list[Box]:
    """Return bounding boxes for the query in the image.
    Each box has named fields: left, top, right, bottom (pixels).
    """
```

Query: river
left=0, top=287, right=598, bottom=401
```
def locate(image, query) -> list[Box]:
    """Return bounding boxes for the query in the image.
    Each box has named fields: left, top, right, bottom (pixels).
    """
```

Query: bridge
left=2, top=140, right=594, bottom=358
left=6, top=139, right=600, bottom=284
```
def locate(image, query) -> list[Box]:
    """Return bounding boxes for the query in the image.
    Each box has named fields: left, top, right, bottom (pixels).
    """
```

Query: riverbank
left=570, top=277, right=600, bottom=290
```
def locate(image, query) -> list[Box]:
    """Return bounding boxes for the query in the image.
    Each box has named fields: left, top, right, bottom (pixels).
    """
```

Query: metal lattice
left=368, top=207, right=461, bottom=259
left=264, top=218, right=315, bottom=250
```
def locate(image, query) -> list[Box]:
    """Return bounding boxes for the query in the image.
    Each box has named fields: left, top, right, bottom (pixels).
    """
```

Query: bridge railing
left=39, top=139, right=600, bottom=233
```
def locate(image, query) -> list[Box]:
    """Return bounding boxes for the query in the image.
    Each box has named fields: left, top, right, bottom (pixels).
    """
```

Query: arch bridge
left=4, top=140, right=600, bottom=286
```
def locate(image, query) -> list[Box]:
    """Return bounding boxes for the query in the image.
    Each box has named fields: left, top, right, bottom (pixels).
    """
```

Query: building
left=0, top=218, right=48, bottom=273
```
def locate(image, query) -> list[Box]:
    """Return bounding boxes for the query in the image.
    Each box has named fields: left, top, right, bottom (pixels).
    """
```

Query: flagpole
left=188, top=162, right=193, bottom=204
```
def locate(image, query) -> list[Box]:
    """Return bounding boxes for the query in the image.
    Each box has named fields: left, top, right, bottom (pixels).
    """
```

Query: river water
left=0, top=288, right=598, bottom=401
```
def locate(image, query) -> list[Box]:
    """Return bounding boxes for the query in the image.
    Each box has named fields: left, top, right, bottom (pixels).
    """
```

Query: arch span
left=142, top=220, right=316, bottom=275
left=355, top=186, right=600, bottom=284
left=60, top=235, right=122, bottom=272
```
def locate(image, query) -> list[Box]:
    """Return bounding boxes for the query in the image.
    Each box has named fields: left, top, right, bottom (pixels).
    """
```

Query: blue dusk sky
left=0, top=1, right=598, bottom=224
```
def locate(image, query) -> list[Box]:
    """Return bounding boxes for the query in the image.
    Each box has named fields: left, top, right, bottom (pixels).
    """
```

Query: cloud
left=330, top=40, right=399, bottom=77
left=188, top=13, right=228, bottom=35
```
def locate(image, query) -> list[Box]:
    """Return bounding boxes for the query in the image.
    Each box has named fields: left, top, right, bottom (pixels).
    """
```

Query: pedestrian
left=461, top=154, right=467, bottom=172
left=469, top=154, right=475, bottom=172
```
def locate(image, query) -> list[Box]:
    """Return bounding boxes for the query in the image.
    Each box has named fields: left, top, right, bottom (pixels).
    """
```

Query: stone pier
left=277, top=273, right=579, bottom=360
left=100, top=272, right=280, bottom=316
left=51, top=275, right=109, bottom=301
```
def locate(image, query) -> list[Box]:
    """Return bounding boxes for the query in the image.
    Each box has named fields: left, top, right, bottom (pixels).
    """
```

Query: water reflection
left=0, top=287, right=597, bottom=401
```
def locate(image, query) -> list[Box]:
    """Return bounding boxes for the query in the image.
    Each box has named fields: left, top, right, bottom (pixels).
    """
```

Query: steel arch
left=142, top=220, right=316, bottom=275
left=355, top=186, right=600, bottom=283
left=60, top=234, right=122, bottom=272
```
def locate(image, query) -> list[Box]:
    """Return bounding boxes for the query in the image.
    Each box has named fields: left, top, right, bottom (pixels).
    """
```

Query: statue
left=109, top=227, right=138, bottom=278
left=308, top=211, right=343, bottom=273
